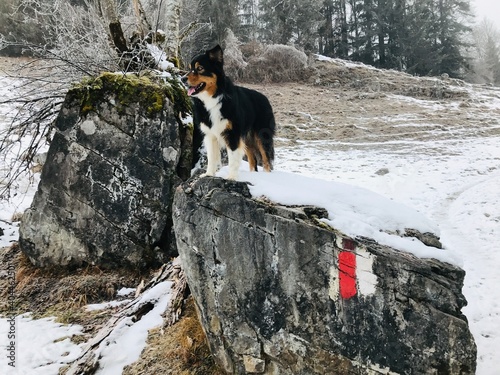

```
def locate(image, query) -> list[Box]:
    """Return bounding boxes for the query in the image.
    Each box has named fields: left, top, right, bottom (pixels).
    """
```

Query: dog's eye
left=196, top=65, right=204, bottom=72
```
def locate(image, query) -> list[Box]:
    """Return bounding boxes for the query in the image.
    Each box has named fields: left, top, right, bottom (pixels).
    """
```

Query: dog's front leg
left=202, top=134, right=221, bottom=177
left=226, top=144, right=245, bottom=180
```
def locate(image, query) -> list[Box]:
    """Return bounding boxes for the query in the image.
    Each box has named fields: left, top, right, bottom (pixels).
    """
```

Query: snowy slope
left=267, top=77, right=500, bottom=374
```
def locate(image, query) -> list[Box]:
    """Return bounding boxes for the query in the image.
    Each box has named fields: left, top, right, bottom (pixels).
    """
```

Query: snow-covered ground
left=0, top=314, right=83, bottom=374
left=1, top=67, right=499, bottom=374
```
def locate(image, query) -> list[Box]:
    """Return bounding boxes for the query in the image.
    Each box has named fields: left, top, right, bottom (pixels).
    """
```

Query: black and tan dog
left=182, top=45, right=275, bottom=180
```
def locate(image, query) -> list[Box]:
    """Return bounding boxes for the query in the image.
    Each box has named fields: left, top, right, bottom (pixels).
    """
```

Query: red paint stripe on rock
left=339, top=251, right=357, bottom=299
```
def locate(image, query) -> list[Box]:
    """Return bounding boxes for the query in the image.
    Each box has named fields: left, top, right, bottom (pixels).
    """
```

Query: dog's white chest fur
left=197, top=92, right=227, bottom=142
left=194, top=91, right=244, bottom=180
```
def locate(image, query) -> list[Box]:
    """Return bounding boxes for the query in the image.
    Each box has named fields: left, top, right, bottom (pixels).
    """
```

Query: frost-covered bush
left=243, top=43, right=308, bottom=83
left=48, top=0, right=119, bottom=74
left=0, top=0, right=182, bottom=198
left=0, top=0, right=46, bottom=56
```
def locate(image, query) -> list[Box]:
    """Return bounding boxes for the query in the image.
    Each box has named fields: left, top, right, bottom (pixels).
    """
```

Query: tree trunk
left=377, top=0, right=386, bottom=67
left=340, top=0, right=349, bottom=58
left=163, top=0, right=182, bottom=65
left=132, top=0, right=152, bottom=40
left=323, top=0, right=334, bottom=56
left=349, top=0, right=360, bottom=56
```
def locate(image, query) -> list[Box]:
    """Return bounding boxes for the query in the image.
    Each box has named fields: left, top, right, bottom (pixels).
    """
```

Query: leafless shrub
left=47, top=1, right=121, bottom=74
left=0, top=58, right=67, bottom=199
left=0, top=0, right=47, bottom=57
left=0, top=0, right=184, bottom=199
left=240, top=40, right=266, bottom=60
left=0, top=1, right=113, bottom=199
left=242, top=43, right=309, bottom=83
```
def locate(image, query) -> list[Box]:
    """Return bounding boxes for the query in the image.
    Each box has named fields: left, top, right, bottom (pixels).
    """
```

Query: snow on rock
left=216, top=165, right=460, bottom=266
left=174, top=175, right=476, bottom=374
left=146, top=44, right=175, bottom=72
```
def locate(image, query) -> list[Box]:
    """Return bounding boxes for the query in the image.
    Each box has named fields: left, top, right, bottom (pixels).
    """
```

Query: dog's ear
left=207, top=45, right=223, bottom=64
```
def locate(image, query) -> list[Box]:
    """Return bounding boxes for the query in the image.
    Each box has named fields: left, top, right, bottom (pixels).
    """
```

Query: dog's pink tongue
left=187, top=87, right=196, bottom=96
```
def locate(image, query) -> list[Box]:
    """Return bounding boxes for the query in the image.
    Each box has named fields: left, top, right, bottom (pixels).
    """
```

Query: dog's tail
left=246, top=116, right=275, bottom=172
left=258, top=117, right=275, bottom=171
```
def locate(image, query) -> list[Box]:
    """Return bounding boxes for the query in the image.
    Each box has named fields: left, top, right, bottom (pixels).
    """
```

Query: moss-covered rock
left=76, top=72, right=191, bottom=119
left=20, top=71, right=193, bottom=270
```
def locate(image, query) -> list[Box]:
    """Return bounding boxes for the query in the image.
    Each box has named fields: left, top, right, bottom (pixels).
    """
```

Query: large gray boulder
left=173, top=176, right=476, bottom=374
left=20, top=73, right=192, bottom=269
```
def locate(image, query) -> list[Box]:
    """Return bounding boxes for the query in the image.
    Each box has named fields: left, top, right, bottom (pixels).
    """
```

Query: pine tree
left=348, top=0, right=363, bottom=58
left=319, top=0, right=348, bottom=57
left=385, top=0, right=407, bottom=70
left=356, top=0, right=379, bottom=65
left=239, top=0, right=259, bottom=41
left=435, top=0, right=472, bottom=77
left=202, top=0, right=240, bottom=45
left=259, top=0, right=295, bottom=44
left=319, top=0, right=335, bottom=56
left=404, top=0, right=472, bottom=77
left=375, top=0, right=388, bottom=67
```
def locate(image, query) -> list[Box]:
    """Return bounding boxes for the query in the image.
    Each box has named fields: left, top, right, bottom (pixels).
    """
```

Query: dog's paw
left=200, top=171, right=215, bottom=178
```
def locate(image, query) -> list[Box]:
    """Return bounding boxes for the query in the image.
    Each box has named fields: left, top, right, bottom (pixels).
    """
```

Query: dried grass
left=123, top=297, right=220, bottom=375
left=0, top=244, right=144, bottom=319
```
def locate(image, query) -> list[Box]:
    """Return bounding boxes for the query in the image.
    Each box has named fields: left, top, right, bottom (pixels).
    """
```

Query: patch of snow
left=315, top=54, right=380, bottom=71
left=274, top=134, right=500, bottom=375
left=0, top=314, right=83, bottom=374
left=117, top=287, right=136, bottom=297
left=86, top=300, right=132, bottom=311
left=0, top=76, right=43, bottom=249
left=146, top=44, right=175, bottom=72
left=218, top=166, right=459, bottom=266
left=94, top=281, right=173, bottom=375
left=0, top=220, right=20, bottom=249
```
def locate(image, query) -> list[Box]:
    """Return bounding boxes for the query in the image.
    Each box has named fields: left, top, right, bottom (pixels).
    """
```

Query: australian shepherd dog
left=182, top=45, right=275, bottom=180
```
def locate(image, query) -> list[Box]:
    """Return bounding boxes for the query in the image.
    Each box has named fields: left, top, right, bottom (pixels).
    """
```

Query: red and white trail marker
left=329, top=238, right=378, bottom=301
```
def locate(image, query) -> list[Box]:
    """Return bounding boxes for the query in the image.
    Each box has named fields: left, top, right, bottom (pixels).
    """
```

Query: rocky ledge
left=173, top=176, right=476, bottom=375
